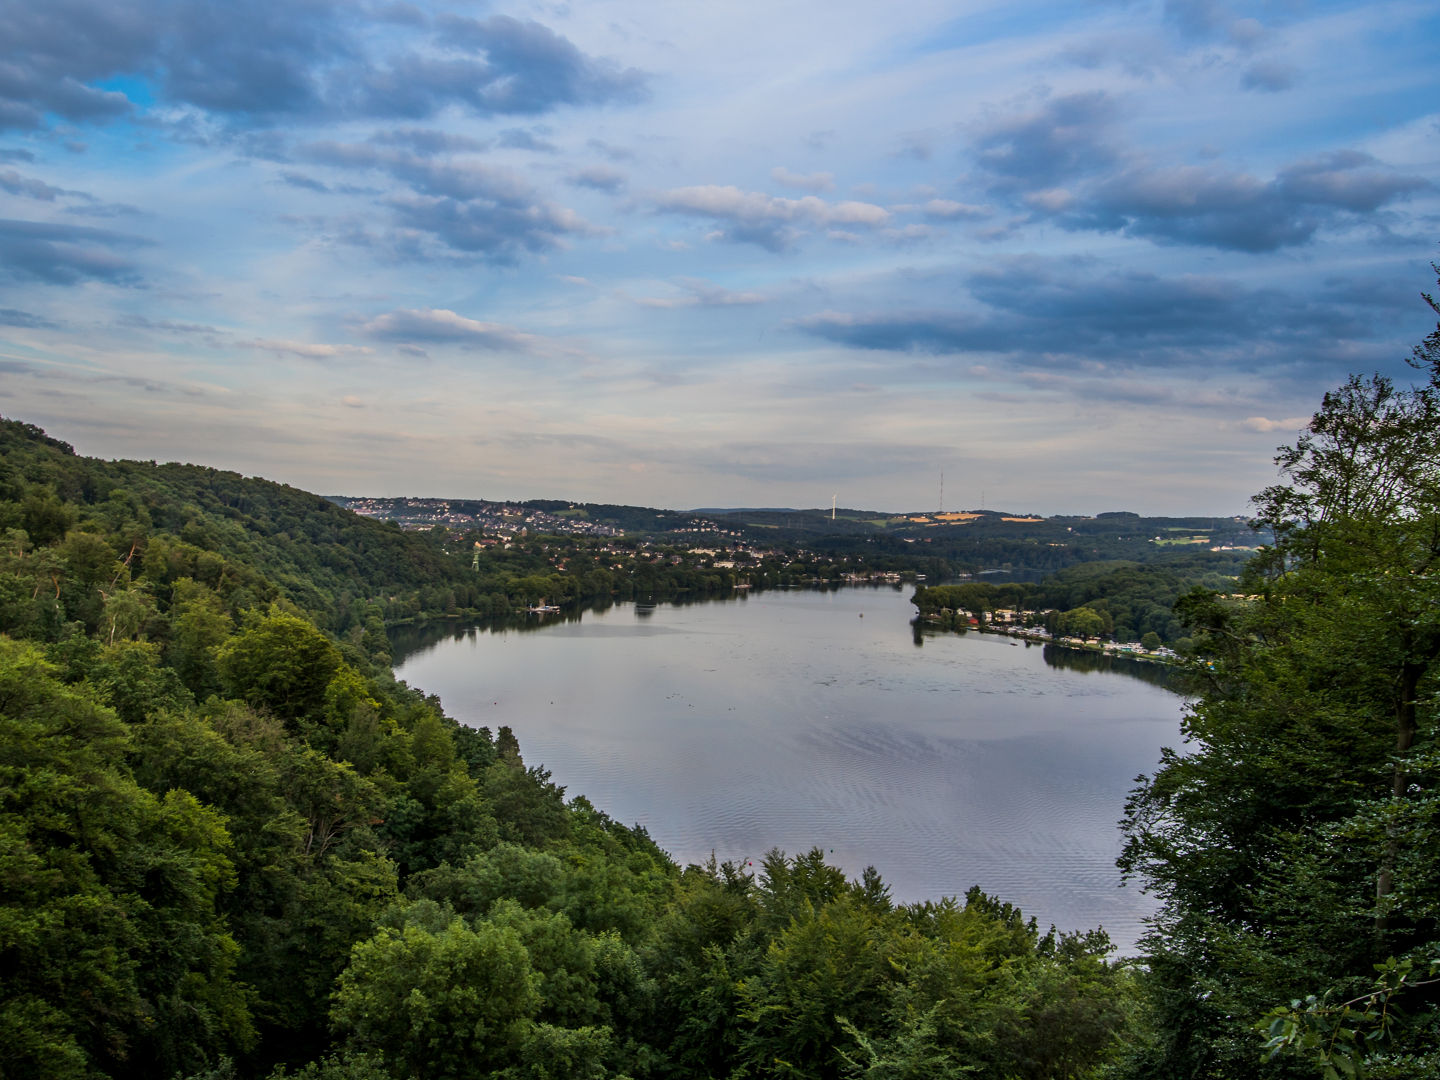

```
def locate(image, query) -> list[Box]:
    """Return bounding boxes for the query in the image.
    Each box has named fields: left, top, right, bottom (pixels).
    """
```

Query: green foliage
left=914, top=552, right=1239, bottom=644
left=217, top=610, right=342, bottom=724
left=1259, top=953, right=1440, bottom=1079
left=331, top=913, right=541, bottom=1079
left=0, top=640, right=253, bottom=1079
left=1119, top=285, right=1440, bottom=1078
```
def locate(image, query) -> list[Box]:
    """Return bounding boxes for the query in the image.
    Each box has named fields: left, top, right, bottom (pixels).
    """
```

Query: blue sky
left=1, top=0, right=1436, bottom=515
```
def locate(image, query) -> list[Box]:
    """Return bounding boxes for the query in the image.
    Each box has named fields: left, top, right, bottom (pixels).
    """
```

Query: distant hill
left=0, top=417, right=478, bottom=634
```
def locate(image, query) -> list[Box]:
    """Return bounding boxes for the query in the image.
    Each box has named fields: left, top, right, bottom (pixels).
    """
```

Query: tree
left=332, top=912, right=540, bottom=1080
left=0, top=641, right=253, bottom=1079
left=1119, top=278, right=1440, bottom=1078
left=216, top=609, right=341, bottom=723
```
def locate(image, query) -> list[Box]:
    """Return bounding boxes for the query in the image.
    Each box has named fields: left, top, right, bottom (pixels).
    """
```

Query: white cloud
left=360, top=308, right=538, bottom=351
left=1238, top=415, right=1311, bottom=433
left=244, top=339, right=374, bottom=361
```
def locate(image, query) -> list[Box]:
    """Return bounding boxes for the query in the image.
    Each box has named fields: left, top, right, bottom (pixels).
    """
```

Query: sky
left=0, top=0, right=1437, bottom=516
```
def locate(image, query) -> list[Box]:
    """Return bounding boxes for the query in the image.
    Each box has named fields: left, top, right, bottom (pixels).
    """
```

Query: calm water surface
left=393, top=587, right=1184, bottom=951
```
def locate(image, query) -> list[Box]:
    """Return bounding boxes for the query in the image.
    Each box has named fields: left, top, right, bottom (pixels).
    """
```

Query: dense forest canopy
left=2, top=272, right=1440, bottom=1079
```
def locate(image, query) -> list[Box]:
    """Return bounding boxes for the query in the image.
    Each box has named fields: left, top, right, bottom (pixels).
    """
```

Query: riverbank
left=917, top=615, right=1181, bottom=667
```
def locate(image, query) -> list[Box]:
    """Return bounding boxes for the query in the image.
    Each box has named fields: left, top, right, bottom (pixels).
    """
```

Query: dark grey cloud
left=796, top=259, right=1409, bottom=376
left=0, top=307, right=59, bottom=328
left=969, top=91, right=1432, bottom=254
left=0, top=217, right=146, bottom=284
left=973, top=92, right=1120, bottom=190
left=371, top=2, right=427, bottom=27
left=1241, top=59, right=1296, bottom=92
left=0, top=148, right=36, bottom=162
left=336, top=16, right=645, bottom=122
left=0, top=1, right=645, bottom=132
left=1275, top=151, right=1428, bottom=213
left=385, top=192, right=587, bottom=261
left=968, top=88, right=1427, bottom=254
left=651, top=185, right=890, bottom=251
left=1163, top=0, right=1230, bottom=39
left=431, top=15, right=646, bottom=113
left=368, top=128, right=490, bottom=155
left=0, top=168, right=70, bottom=200
left=0, top=0, right=145, bottom=129
left=1061, top=153, right=1431, bottom=252
left=566, top=164, right=627, bottom=192
left=280, top=170, right=331, bottom=192
left=162, top=0, right=350, bottom=116
left=497, top=128, right=557, bottom=153
left=298, top=139, right=591, bottom=260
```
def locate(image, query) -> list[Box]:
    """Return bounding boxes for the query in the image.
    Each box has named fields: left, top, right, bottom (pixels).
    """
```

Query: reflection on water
left=1041, top=642, right=1179, bottom=689
left=393, top=586, right=1183, bottom=952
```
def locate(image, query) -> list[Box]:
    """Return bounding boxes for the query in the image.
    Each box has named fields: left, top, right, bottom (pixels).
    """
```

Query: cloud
left=566, top=164, right=627, bottom=192
left=771, top=167, right=834, bottom=193
left=497, top=128, right=557, bottom=152
left=384, top=192, right=590, bottom=261
left=280, top=170, right=331, bottom=192
left=1163, top=0, right=1231, bottom=40
left=243, top=338, right=373, bottom=360
left=634, top=277, right=765, bottom=309
left=1274, top=151, right=1430, bottom=213
left=360, top=308, right=537, bottom=351
left=990, top=138, right=1432, bottom=254
left=0, top=149, right=37, bottom=162
left=0, top=217, right=146, bottom=284
left=920, top=199, right=987, bottom=220
left=1239, top=415, right=1310, bottom=433
left=695, top=440, right=934, bottom=484
left=299, top=141, right=593, bottom=260
left=116, top=314, right=219, bottom=334
left=0, top=307, right=59, bottom=328
left=652, top=185, right=890, bottom=250
left=342, top=15, right=647, bottom=120
left=586, top=138, right=634, bottom=162
left=368, top=127, right=490, bottom=155
left=1241, top=59, right=1296, bottom=93
left=161, top=0, right=348, bottom=116
left=1070, top=154, right=1430, bottom=252
left=972, top=92, right=1120, bottom=190
left=795, top=259, right=1400, bottom=376
left=0, top=2, right=645, bottom=133
left=0, top=169, right=71, bottom=200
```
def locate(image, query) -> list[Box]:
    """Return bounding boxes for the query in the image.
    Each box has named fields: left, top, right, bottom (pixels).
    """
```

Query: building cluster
left=940, top=607, right=1178, bottom=659
left=335, top=497, right=623, bottom=538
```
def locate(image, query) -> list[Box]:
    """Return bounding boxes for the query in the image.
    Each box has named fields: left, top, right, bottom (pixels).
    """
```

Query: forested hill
left=0, top=418, right=476, bottom=637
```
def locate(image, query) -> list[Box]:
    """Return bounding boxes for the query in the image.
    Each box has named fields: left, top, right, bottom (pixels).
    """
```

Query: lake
left=392, top=585, right=1185, bottom=951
